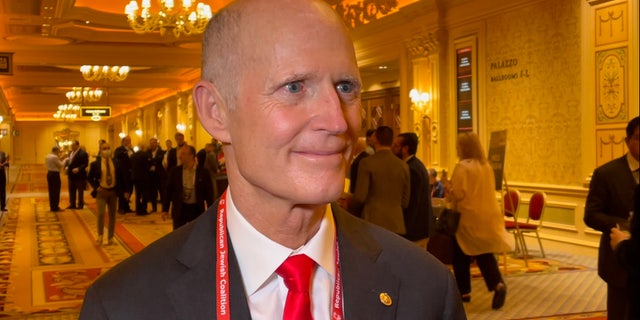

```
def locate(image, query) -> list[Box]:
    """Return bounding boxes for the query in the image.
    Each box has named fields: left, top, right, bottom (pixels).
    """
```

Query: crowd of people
left=21, top=0, right=635, bottom=318
left=43, top=134, right=227, bottom=245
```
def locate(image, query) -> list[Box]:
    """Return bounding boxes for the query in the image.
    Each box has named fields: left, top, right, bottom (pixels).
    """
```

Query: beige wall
left=12, top=121, right=103, bottom=164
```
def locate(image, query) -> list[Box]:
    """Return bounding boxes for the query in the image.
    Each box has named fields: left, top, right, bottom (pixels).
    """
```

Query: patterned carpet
left=0, top=164, right=608, bottom=319
left=0, top=165, right=172, bottom=318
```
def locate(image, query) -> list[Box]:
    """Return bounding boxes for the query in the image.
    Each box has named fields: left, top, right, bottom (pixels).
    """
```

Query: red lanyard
left=216, top=190, right=344, bottom=320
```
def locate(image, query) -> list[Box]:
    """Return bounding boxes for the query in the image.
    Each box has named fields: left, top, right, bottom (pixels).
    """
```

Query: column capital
left=586, top=0, right=614, bottom=6
left=407, top=33, right=438, bottom=59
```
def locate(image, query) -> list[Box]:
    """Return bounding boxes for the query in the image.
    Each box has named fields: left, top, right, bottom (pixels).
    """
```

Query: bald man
left=80, top=1, right=465, bottom=319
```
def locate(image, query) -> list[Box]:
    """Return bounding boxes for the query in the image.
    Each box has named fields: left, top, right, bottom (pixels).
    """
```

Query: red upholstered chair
left=503, top=189, right=528, bottom=264
left=517, top=192, right=547, bottom=258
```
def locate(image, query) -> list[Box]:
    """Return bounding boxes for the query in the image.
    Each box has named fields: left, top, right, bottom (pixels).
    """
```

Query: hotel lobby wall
left=353, top=0, right=637, bottom=246
left=11, top=121, right=104, bottom=164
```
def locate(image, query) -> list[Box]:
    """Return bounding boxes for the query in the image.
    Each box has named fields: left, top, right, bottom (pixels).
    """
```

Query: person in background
left=365, top=128, right=376, bottom=155
left=348, top=126, right=410, bottom=236
left=610, top=184, right=640, bottom=320
left=113, top=136, right=133, bottom=213
left=79, top=1, right=465, bottom=319
left=162, top=145, right=213, bottom=230
left=45, top=146, right=65, bottom=212
left=163, top=132, right=186, bottom=174
left=393, top=132, right=434, bottom=243
left=429, top=167, right=445, bottom=198
left=147, top=137, right=164, bottom=212
left=130, top=142, right=150, bottom=215
left=0, top=150, right=8, bottom=212
left=88, top=142, right=130, bottom=246
left=65, top=140, right=89, bottom=210
left=444, top=132, right=513, bottom=310
left=348, top=137, right=369, bottom=194
left=585, top=116, right=639, bottom=320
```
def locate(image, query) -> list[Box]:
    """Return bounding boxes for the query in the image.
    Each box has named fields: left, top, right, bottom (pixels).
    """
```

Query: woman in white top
left=444, top=132, right=514, bottom=310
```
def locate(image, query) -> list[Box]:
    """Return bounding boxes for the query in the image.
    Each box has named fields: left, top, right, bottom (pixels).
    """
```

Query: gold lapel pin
left=379, top=292, right=392, bottom=306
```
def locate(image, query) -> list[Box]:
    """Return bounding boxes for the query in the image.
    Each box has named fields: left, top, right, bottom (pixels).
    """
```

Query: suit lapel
left=333, top=204, right=400, bottom=319
left=167, top=207, right=252, bottom=319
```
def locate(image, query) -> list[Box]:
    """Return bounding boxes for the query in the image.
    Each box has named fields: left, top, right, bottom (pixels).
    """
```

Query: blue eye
left=336, top=81, right=354, bottom=94
left=285, top=81, right=303, bottom=93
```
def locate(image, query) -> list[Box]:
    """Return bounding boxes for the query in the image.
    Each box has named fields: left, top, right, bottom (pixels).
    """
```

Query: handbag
left=427, top=231, right=454, bottom=264
left=435, top=208, right=460, bottom=236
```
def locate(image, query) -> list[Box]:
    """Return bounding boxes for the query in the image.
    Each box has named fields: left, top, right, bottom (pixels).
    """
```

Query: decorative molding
left=595, top=47, right=627, bottom=124
left=595, top=128, right=627, bottom=166
left=406, top=33, right=438, bottom=59
left=586, top=0, right=614, bottom=6
left=595, top=2, right=628, bottom=46
left=331, top=0, right=401, bottom=28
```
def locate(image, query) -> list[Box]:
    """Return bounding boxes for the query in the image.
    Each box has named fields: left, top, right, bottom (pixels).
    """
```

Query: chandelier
left=80, top=65, right=130, bottom=82
left=53, top=104, right=81, bottom=121
left=66, top=87, right=103, bottom=104
left=124, top=0, right=213, bottom=38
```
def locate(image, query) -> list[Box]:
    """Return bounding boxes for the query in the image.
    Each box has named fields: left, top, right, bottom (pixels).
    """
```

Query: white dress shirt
left=226, top=189, right=336, bottom=320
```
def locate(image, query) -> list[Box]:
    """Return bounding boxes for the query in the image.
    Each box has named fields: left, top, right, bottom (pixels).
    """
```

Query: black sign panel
left=81, top=106, right=111, bottom=119
left=456, top=47, right=473, bottom=132
left=488, top=130, right=507, bottom=190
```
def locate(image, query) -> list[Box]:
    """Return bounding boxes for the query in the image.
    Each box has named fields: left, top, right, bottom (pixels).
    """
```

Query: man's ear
left=193, top=80, right=231, bottom=144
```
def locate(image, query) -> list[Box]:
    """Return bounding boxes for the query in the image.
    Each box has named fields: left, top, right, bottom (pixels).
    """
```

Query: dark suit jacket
left=348, top=149, right=410, bottom=235
left=80, top=203, right=466, bottom=319
left=87, top=156, right=130, bottom=195
left=66, top=148, right=89, bottom=179
left=148, top=148, right=166, bottom=181
left=404, top=156, right=434, bottom=241
left=130, top=150, right=150, bottom=181
left=349, top=151, right=369, bottom=194
left=163, top=165, right=214, bottom=219
left=584, top=155, right=637, bottom=287
left=113, top=145, right=132, bottom=190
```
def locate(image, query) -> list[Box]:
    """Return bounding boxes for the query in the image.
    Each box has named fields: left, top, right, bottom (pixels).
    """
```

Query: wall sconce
left=176, top=123, right=186, bottom=132
left=135, top=129, right=143, bottom=136
left=409, top=89, right=432, bottom=117
left=118, top=132, right=127, bottom=139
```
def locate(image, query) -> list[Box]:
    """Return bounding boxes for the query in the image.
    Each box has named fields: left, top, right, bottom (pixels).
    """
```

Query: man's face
left=175, top=135, right=185, bottom=146
left=149, top=139, right=158, bottom=150
left=123, top=137, right=132, bottom=148
left=626, top=126, right=639, bottom=161
left=179, top=147, right=194, bottom=167
left=391, top=137, right=404, bottom=158
left=166, top=140, right=173, bottom=149
left=220, top=6, right=362, bottom=205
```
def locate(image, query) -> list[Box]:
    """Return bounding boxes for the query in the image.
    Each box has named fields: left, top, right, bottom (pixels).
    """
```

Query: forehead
left=240, top=3, right=356, bottom=67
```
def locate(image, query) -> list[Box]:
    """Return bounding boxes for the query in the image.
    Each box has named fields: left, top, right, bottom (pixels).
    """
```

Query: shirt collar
left=627, top=152, right=639, bottom=172
left=226, top=189, right=336, bottom=296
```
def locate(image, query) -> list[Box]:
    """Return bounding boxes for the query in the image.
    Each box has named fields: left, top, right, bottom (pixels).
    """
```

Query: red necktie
left=276, top=254, right=316, bottom=320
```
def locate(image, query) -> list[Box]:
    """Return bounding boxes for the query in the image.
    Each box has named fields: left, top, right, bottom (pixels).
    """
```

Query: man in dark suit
left=130, top=142, right=150, bottom=215
left=113, top=136, right=133, bottom=213
left=65, top=140, right=88, bottom=209
left=0, top=150, right=8, bottom=211
left=393, top=132, right=434, bottom=243
left=162, top=145, right=213, bottom=230
left=79, top=1, right=465, bottom=319
left=585, top=116, right=639, bottom=320
left=348, top=126, right=411, bottom=236
left=147, top=138, right=165, bottom=212
left=348, top=137, right=369, bottom=194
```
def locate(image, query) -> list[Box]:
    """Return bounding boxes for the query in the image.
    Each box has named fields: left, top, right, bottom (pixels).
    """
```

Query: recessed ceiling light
left=378, top=65, right=388, bottom=70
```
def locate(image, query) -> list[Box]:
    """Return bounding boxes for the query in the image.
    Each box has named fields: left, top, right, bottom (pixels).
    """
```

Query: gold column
left=407, top=33, right=439, bottom=165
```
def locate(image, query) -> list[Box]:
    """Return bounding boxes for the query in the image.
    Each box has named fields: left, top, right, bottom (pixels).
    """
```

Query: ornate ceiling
left=0, top=0, right=418, bottom=121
